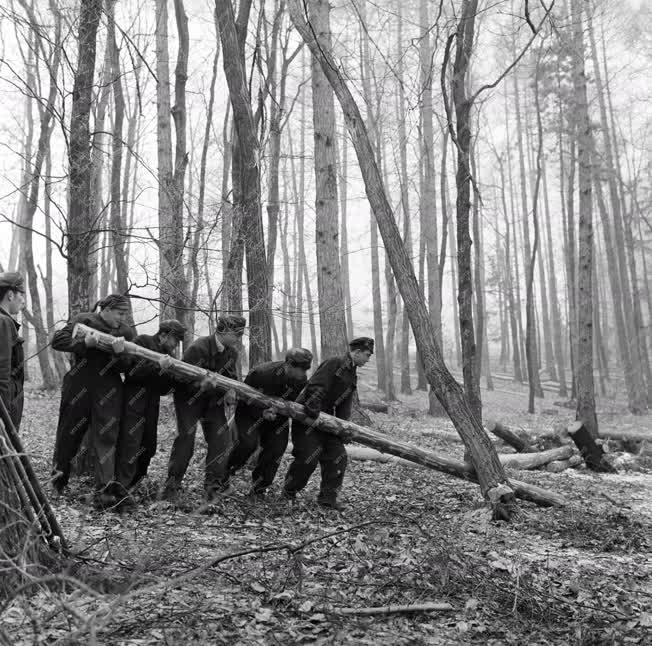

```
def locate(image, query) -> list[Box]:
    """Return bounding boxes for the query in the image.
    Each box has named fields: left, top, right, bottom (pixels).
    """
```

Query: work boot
left=50, top=470, right=68, bottom=496
left=94, top=490, right=119, bottom=511
left=246, top=488, right=266, bottom=501
left=205, top=483, right=235, bottom=503
left=317, top=497, right=345, bottom=512
left=159, top=482, right=180, bottom=504
left=281, top=489, right=296, bottom=504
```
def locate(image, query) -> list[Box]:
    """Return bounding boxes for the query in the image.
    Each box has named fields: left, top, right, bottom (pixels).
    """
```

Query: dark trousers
left=229, top=413, right=290, bottom=493
left=166, top=390, right=233, bottom=493
left=52, top=371, right=123, bottom=491
left=284, top=422, right=347, bottom=503
left=115, top=382, right=160, bottom=489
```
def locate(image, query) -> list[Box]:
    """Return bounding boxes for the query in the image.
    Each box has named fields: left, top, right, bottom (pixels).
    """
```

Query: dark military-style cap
left=349, top=336, right=374, bottom=353
left=0, top=272, right=25, bottom=293
left=216, top=314, right=246, bottom=335
left=159, top=319, right=187, bottom=340
left=96, top=293, right=130, bottom=311
left=285, top=347, right=313, bottom=369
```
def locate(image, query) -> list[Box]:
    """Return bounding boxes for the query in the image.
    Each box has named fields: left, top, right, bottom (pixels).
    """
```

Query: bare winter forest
left=0, top=0, right=650, bottom=644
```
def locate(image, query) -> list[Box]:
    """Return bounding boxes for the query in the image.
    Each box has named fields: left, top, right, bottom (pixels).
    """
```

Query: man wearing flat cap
left=51, top=293, right=135, bottom=508
left=115, top=319, right=187, bottom=494
left=283, top=337, right=374, bottom=511
left=0, top=272, right=26, bottom=430
left=162, top=314, right=246, bottom=503
left=227, top=347, right=313, bottom=497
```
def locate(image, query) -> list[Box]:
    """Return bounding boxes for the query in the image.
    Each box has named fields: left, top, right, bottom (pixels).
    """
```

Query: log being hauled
left=73, top=324, right=566, bottom=508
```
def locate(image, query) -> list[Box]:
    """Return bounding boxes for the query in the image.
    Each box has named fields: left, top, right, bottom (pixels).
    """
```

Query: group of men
left=0, top=271, right=374, bottom=512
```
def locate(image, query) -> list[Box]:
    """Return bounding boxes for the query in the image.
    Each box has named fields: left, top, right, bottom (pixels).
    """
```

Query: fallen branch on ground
left=337, top=602, right=454, bottom=615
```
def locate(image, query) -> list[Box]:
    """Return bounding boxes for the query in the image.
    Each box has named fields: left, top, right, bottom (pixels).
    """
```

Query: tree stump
left=567, top=421, right=615, bottom=473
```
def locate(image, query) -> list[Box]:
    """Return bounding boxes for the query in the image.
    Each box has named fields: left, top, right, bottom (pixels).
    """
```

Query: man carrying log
left=115, top=319, right=187, bottom=495
left=283, top=337, right=374, bottom=511
left=0, top=272, right=26, bottom=432
left=227, top=348, right=313, bottom=498
left=161, top=315, right=245, bottom=504
left=51, top=294, right=135, bottom=508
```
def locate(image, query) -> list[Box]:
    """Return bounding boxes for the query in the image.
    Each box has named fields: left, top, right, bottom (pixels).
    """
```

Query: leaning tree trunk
left=67, top=0, right=102, bottom=315
left=216, top=0, right=271, bottom=366
left=289, top=0, right=516, bottom=518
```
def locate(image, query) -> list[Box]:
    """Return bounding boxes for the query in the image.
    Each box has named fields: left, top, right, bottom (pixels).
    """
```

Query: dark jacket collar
left=0, top=306, right=19, bottom=331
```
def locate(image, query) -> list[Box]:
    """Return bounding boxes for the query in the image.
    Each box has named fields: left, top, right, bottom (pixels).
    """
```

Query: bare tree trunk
left=107, top=0, right=132, bottom=322
left=542, top=160, right=567, bottom=396
left=20, top=5, right=61, bottom=389
left=450, top=0, right=481, bottom=422
left=43, top=148, right=67, bottom=380
left=512, top=59, right=542, bottom=401
left=397, top=2, right=411, bottom=395
left=565, top=136, right=578, bottom=400
left=308, top=0, right=347, bottom=358
left=420, top=0, right=445, bottom=416
left=67, top=0, right=102, bottom=315
left=216, top=0, right=271, bottom=366
left=187, top=6, right=220, bottom=337
left=88, top=34, right=112, bottom=306
left=339, top=128, right=354, bottom=339
left=359, top=0, right=386, bottom=388
left=289, top=0, right=515, bottom=517
left=470, top=145, right=484, bottom=397
left=219, top=105, right=232, bottom=315
left=525, top=53, right=544, bottom=414
left=571, top=0, right=598, bottom=438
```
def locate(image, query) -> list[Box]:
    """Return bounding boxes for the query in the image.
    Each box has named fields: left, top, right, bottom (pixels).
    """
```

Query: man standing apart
left=0, top=272, right=26, bottom=431
left=228, top=348, right=312, bottom=497
left=115, top=319, right=186, bottom=493
left=162, top=315, right=245, bottom=503
left=283, top=337, right=374, bottom=511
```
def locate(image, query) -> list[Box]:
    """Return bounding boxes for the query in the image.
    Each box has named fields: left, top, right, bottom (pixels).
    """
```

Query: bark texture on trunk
left=67, top=0, right=102, bottom=315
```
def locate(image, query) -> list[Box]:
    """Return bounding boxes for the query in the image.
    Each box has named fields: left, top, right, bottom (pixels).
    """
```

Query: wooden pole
left=73, top=323, right=567, bottom=507
left=0, top=397, right=67, bottom=551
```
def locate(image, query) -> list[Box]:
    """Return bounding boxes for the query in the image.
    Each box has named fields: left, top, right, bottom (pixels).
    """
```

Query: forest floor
left=2, top=379, right=651, bottom=645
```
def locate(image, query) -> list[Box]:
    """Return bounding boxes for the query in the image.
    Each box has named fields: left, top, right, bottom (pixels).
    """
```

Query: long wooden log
left=485, top=419, right=532, bottom=453
left=73, top=324, right=567, bottom=507
left=499, top=446, right=574, bottom=469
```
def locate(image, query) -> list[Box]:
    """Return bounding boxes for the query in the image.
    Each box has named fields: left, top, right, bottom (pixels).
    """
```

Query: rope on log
left=73, top=323, right=567, bottom=507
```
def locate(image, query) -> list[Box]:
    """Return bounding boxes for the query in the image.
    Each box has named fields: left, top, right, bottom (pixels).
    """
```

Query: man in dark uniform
left=115, top=319, right=186, bottom=493
left=283, top=337, right=374, bottom=511
left=228, top=348, right=312, bottom=497
left=161, top=314, right=245, bottom=503
left=51, top=294, right=135, bottom=507
left=0, top=272, right=26, bottom=431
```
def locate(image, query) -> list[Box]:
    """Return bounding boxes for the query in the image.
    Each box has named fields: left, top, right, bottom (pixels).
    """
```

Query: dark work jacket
left=296, top=354, right=357, bottom=420
left=51, top=312, right=135, bottom=383
left=0, top=306, right=24, bottom=429
left=124, top=334, right=174, bottom=396
left=237, top=360, right=306, bottom=423
left=176, top=334, right=239, bottom=399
